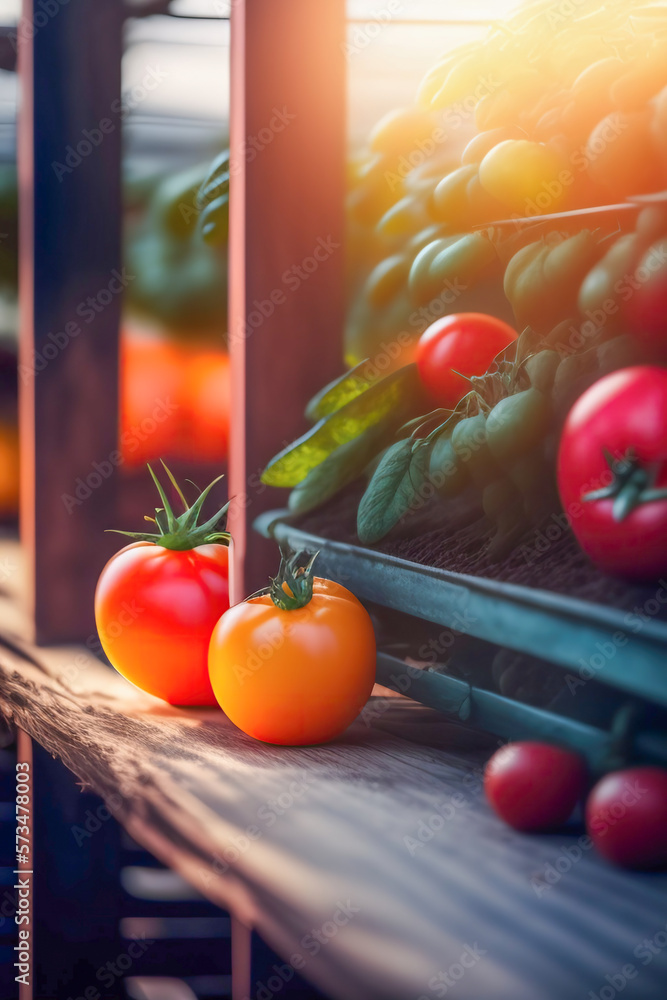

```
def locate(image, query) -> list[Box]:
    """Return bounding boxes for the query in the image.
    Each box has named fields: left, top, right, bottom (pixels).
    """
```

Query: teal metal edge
left=255, top=511, right=667, bottom=708
left=376, top=653, right=667, bottom=770
left=377, top=653, right=610, bottom=768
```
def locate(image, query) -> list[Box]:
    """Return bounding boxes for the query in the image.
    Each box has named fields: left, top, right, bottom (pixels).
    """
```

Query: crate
left=257, top=511, right=667, bottom=773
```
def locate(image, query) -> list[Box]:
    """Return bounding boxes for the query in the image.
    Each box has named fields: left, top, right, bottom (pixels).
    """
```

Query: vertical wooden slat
left=228, top=0, right=347, bottom=599
left=18, top=0, right=124, bottom=642
left=231, top=914, right=252, bottom=1000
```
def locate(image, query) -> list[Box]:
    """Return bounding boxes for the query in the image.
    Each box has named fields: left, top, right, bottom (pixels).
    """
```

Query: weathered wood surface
left=0, top=541, right=666, bottom=1000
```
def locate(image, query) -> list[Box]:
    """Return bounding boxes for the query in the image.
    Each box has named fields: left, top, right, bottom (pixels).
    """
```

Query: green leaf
left=197, top=150, right=230, bottom=247
left=305, top=359, right=380, bottom=423
left=357, top=437, right=431, bottom=544
left=199, top=193, right=229, bottom=247
left=197, top=150, right=230, bottom=210
left=262, top=364, right=422, bottom=488
left=287, top=422, right=391, bottom=516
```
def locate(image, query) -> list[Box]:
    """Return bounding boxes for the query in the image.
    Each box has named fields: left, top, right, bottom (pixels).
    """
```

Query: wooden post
left=228, top=0, right=347, bottom=599
left=18, top=0, right=124, bottom=642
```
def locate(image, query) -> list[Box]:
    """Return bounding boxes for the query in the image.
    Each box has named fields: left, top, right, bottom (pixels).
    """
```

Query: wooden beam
left=228, top=0, right=347, bottom=599
left=18, top=0, right=124, bottom=642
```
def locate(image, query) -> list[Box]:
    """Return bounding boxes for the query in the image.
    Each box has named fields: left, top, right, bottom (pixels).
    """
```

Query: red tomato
left=586, top=767, right=667, bottom=869
left=484, top=742, right=587, bottom=832
left=557, top=366, right=667, bottom=579
left=96, top=541, right=230, bottom=705
left=416, top=314, right=518, bottom=408
left=95, top=466, right=231, bottom=706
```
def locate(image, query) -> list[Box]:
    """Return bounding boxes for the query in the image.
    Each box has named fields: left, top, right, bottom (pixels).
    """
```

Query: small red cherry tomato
left=416, top=313, right=518, bottom=408
left=585, top=766, right=667, bottom=869
left=484, top=741, right=587, bottom=832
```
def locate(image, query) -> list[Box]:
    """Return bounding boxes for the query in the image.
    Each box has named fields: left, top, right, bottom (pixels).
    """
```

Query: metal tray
left=256, top=511, right=667, bottom=716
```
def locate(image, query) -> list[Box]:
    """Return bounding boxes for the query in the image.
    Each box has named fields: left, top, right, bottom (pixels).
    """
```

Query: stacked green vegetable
left=261, top=0, right=667, bottom=559
left=345, top=0, right=667, bottom=362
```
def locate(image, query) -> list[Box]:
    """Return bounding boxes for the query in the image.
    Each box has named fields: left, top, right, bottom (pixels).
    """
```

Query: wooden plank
left=0, top=543, right=665, bottom=1000
left=228, top=0, right=346, bottom=598
left=18, top=0, right=124, bottom=643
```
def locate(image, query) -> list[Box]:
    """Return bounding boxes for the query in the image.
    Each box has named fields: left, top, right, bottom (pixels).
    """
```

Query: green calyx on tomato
left=109, top=461, right=231, bottom=551
left=252, top=547, right=320, bottom=611
left=582, top=447, right=667, bottom=522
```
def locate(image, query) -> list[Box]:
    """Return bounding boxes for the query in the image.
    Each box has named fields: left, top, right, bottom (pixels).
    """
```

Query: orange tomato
left=208, top=575, right=376, bottom=745
left=0, top=421, right=19, bottom=518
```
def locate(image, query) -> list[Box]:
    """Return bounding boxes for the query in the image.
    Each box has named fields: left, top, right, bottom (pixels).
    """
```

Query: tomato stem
left=582, top=448, right=667, bottom=521
left=107, top=460, right=231, bottom=551
left=267, top=547, right=320, bottom=610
